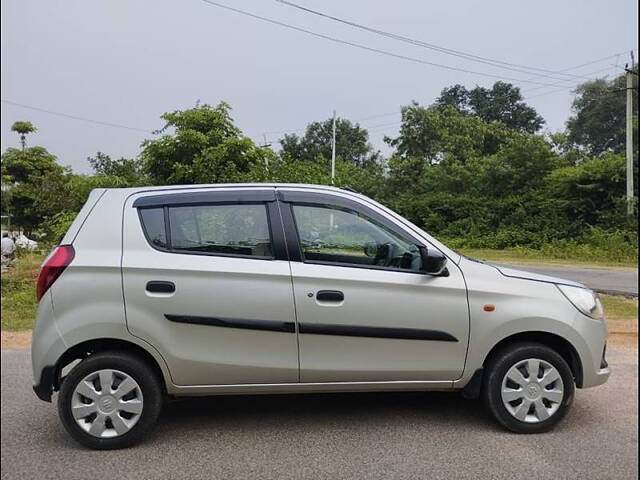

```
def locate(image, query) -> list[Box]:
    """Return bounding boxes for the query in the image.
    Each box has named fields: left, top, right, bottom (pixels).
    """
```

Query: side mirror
left=363, top=241, right=378, bottom=258
left=418, top=246, right=448, bottom=275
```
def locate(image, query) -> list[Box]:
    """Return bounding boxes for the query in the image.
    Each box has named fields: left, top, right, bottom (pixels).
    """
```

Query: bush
left=41, top=211, right=77, bottom=244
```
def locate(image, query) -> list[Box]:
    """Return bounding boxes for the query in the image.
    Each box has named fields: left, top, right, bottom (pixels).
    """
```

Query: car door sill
left=167, top=379, right=456, bottom=396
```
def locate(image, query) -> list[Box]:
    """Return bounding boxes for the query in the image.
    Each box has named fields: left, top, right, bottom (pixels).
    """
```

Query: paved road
left=1, top=348, right=637, bottom=480
left=504, top=264, right=638, bottom=296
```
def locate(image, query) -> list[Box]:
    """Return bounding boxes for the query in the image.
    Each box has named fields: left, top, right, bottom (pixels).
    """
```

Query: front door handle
left=146, top=281, right=175, bottom=293
left=316, top=290, right=344, bottom=302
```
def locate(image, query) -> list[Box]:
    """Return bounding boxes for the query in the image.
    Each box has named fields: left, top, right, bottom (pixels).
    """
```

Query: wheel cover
left=501, top=358, right=564, bottom=423
left=71, top=369, right=144, bottom=438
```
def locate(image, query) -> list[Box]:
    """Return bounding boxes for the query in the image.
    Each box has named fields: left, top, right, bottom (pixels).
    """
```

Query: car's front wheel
left=58, top=351, right=163, bottom=449
left=483, top=342, right=575, bottom=433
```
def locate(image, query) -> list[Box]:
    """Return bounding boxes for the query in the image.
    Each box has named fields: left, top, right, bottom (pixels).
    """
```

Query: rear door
left=122, top=187, right=299, bottom=386
left=278, top=188, right=470, bottom=383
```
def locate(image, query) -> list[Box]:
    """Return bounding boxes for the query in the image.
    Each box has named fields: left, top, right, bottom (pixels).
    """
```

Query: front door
left=122, top=188, right=299, bottom=386
left=278, top=189, right=469, bottom=383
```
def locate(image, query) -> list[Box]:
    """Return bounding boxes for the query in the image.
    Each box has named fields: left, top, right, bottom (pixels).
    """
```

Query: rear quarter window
left=139, top=208, right=167, bottom=249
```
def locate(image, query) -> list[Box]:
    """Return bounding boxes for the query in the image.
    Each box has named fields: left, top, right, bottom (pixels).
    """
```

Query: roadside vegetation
left=458, top=243, right=637, bottom=269
left=1, top=252, right=42, bottom=331
left=1, top=72, right=638, bottom=276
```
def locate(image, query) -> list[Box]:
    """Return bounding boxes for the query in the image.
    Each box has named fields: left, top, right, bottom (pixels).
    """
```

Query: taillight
left=36, top=245, right=75, bottom=301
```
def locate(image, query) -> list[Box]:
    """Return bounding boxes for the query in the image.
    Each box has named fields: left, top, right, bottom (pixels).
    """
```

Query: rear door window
left=168, top=204, right=273, bottom=258
left=138, top=203, right=273, bottom=258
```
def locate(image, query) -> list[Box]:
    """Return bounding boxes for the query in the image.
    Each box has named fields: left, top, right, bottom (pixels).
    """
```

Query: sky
left=1, top=0, right=638, bottom=173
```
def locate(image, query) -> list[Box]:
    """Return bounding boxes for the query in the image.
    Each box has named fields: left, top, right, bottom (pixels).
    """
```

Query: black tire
left=483, top=342, right=575, bottom=433
left=58, top=351, right=164, bottom=449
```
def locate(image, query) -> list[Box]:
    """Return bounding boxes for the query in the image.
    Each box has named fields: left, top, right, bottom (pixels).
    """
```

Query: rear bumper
left=32, top=290, right=66, bottom=402
left=33, top=365, right=57, bottom=402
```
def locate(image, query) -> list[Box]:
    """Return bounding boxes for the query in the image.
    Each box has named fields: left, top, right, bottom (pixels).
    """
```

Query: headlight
left=557, top=285, right=604, bottom=320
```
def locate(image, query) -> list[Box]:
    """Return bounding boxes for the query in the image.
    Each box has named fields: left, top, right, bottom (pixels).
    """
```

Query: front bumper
left=586, top=343, right=610, bottom=387
left=567, top=313, right=611, bottom=388
left=586, top=365, right=611, bottom=388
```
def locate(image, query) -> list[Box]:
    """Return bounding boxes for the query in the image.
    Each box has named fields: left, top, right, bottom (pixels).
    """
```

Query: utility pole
left=331, top=110, right=337, bottom=185
left=626, top=52, right=636, bottom=216
left=261, top=134, right=270, bottom=174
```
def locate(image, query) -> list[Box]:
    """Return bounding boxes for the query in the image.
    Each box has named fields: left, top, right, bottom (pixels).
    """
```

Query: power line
left=523, top=64, right=620, bottom=95
left=522, top=50, right=636, bottom=83
left=275, top=0, right=620, bottom=83
left=1, top=100, right=154, bottom=134
left=266, top=53, right=630, bottom=138
left=200, top=0, right=584, bottom=89
left=355, top=111, right=400, bottom=122
left=261, top=62, right=624, bottom=141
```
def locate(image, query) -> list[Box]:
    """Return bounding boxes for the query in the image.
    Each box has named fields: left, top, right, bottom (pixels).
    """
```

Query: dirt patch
left=1, top=330, right=32, bottom=349
left=607, top=316, right=638, bottom=336
left=607, top=334, right=637, bottom=349
left=606, top=314, right=638, bottom=349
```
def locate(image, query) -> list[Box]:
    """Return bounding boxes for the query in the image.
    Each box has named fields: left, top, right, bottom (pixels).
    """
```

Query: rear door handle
left=316, top=290, right=344, bottom=302
left=146, top=281, right=175, bottom=293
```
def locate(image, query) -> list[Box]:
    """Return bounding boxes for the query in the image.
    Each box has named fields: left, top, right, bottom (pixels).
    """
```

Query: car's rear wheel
left=483, top=342, right=575, bottom=433
left=58, top=351, right=163, bottom=449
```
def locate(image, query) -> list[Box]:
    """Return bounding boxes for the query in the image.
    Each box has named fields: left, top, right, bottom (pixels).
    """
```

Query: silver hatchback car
left=32, top=184, right=610, bottom=449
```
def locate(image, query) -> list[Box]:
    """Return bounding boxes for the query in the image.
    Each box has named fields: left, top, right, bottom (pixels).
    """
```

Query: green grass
left=1, top=252, right=43, bottom=331
left=458, top=247, right=638, bottom=269
left=600, top=294, right=638, bottom=320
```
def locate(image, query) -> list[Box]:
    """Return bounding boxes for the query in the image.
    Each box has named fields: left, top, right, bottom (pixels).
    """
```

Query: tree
left=280, top=117, right=379, bottom=167
left=11, top=121, right=37, bottom=150
left=546, top=153, right=636, bottom=227
left=0, top=146, right=64, bottom=232
left=140, top=102, right=274, bottom=185
left=434, top=82, right=545, bottom=133
left=468, top=133, right=562, bottom=197
left=1, top=147, right=61, bottom=184
left=385, top=103, right=512, bottom=164
left=88, top=152, right=146, bottom=185
left=566, top=71, right=638, bottom=155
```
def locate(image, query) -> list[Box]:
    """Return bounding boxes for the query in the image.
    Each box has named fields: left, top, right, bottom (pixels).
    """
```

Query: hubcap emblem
left=100, top=396, right=116, bottom=413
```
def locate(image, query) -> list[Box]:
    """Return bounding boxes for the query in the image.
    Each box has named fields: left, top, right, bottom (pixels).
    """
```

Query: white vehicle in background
left=31, top=184, right=609, bottom=449
left=15, top=233, right=38, bottom=251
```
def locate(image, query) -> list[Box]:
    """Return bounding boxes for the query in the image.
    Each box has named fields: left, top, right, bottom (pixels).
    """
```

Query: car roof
left=105, top=183, right=349, bottom=194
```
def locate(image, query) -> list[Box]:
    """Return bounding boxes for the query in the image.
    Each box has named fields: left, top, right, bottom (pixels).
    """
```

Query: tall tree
left=11, top=121, right=37, bottom=150
left=280, top=117, right=379, bottom=167
left=566, top=70, right=638, bottom=156
left=385, top=103, right=512, bottom=164
left=434, top=82, right=545, bottom=133
left=140, top=102, right=274, bottom=185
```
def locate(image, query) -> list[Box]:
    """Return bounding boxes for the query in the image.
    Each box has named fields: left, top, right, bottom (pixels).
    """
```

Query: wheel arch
left=53, top=337, right=169, bottom=394
left=483, top=331, right=584, bottom=388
